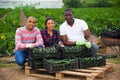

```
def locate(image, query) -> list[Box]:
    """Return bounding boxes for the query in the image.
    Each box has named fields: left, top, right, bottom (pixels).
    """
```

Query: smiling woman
left=41, top=17, right=64, bottom=47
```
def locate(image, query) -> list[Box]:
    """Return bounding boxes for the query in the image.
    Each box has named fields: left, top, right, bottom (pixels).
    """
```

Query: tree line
left=63, top=0, right=120, bottom=8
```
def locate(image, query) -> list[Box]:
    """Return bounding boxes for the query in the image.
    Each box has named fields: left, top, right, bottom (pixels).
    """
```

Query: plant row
left=0, top=7, right=120, bottom=56
left=0, top=8, right=20, bottom=56
left=23, top=7, right=120, bottom=36
left=0, top=8, right=12, bottom=18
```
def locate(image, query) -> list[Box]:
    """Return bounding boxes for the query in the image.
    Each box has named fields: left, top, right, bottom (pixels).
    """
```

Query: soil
left=0, top=10, right=120, bottom=80
left=19, top=9, right=27, bottom=27
left=0, top=57, right=120, bottom=80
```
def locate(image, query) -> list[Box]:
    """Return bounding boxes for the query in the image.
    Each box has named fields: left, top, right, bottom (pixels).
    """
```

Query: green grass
left=0, top=57, right=17, bottom=68
left=0, top=63, right=17, bottom=68
left=109, top=56, right=120, bottom=64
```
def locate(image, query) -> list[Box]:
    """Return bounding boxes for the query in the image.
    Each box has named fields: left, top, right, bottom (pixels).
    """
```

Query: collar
left=65, top=18, right=76, bottom=27
left=45, top=28, right=54, bottom=35
left=24, top=26, right=35, bottom=31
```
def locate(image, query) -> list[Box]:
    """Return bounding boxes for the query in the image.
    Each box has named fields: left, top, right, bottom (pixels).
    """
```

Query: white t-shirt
left=60, top=18, right=88, bottom=42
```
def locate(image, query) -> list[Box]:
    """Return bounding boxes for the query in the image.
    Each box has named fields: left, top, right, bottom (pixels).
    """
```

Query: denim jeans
left=91, top=42, right=99, bottom=57
left=14, top=50, right=29, bottom=66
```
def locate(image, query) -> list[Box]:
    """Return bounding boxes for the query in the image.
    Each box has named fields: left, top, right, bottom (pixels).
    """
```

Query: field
left=0, top=7, right=120, bottom=80
left=0, top=56, right=120, bottom=80
left=0, top=7, right=120, bottom=56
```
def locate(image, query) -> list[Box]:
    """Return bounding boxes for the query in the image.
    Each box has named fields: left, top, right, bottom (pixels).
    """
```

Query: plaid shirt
left=41, top=29, right=61, bottom=47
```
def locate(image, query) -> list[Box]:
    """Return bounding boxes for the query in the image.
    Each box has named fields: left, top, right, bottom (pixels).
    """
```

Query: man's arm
left=33, top=30, right=44, bottom=47
left=15, top=29, right=28, bottom=49
left=60, top=35, right=76, bottom=46
left=84, top=29, right=93, bottom=42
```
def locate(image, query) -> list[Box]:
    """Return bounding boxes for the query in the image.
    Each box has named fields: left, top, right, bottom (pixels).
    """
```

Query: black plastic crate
left=29, top=47, right=59, bottom=59
left=78, top=55, right=106, bottom=69
left=43, top=58, right=78, bottom=73
left=59, top=46, right=90, bottom=59
left=28, top=45, right=90, bottom=60
left=28, top=58, right=43, bottom=69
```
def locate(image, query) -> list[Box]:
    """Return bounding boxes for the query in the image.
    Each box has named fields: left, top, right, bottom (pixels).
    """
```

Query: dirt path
left=19, top=9, right=27, bottom=27
left=0, top=12, right=10, bottom=20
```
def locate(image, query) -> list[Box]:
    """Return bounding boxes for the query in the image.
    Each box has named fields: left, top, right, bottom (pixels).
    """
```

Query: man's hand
left=26, top=44, right=34, bottom=48
left=85, top=42, right=91, bottom=48
left=76, top=41, right=85, bottom=46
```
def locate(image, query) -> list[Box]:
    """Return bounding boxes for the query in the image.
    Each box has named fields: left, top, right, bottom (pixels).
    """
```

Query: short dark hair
left=44, top=17, right=55, bottom=25
left=64, top=8, right=73, bottom=13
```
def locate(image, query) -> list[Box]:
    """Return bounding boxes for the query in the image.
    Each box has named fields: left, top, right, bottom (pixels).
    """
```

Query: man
left=60, top=8, right=98, bottom=57
left=14, top=16, right=44, bottom=69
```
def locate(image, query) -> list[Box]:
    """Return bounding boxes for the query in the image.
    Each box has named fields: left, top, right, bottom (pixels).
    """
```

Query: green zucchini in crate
left=43, top=58, right=78, bottom=73
left=78, top=55, right=106, bottom=69
left=28, top=58, right=43, bottom=69
left=62, top=45, right=89, bottom=58
left=29, top=45, right=89, bottom=59
left=29, top=47, right=59, bottom=59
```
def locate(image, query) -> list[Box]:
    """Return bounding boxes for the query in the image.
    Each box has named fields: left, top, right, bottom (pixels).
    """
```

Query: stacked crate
left=78, top=55, right=106, bottom=69
left=28, top=46, right=59, bottom=69
left=28, top=46, right=106, bottom=73
left=43, top=58, right=78, bottom=73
